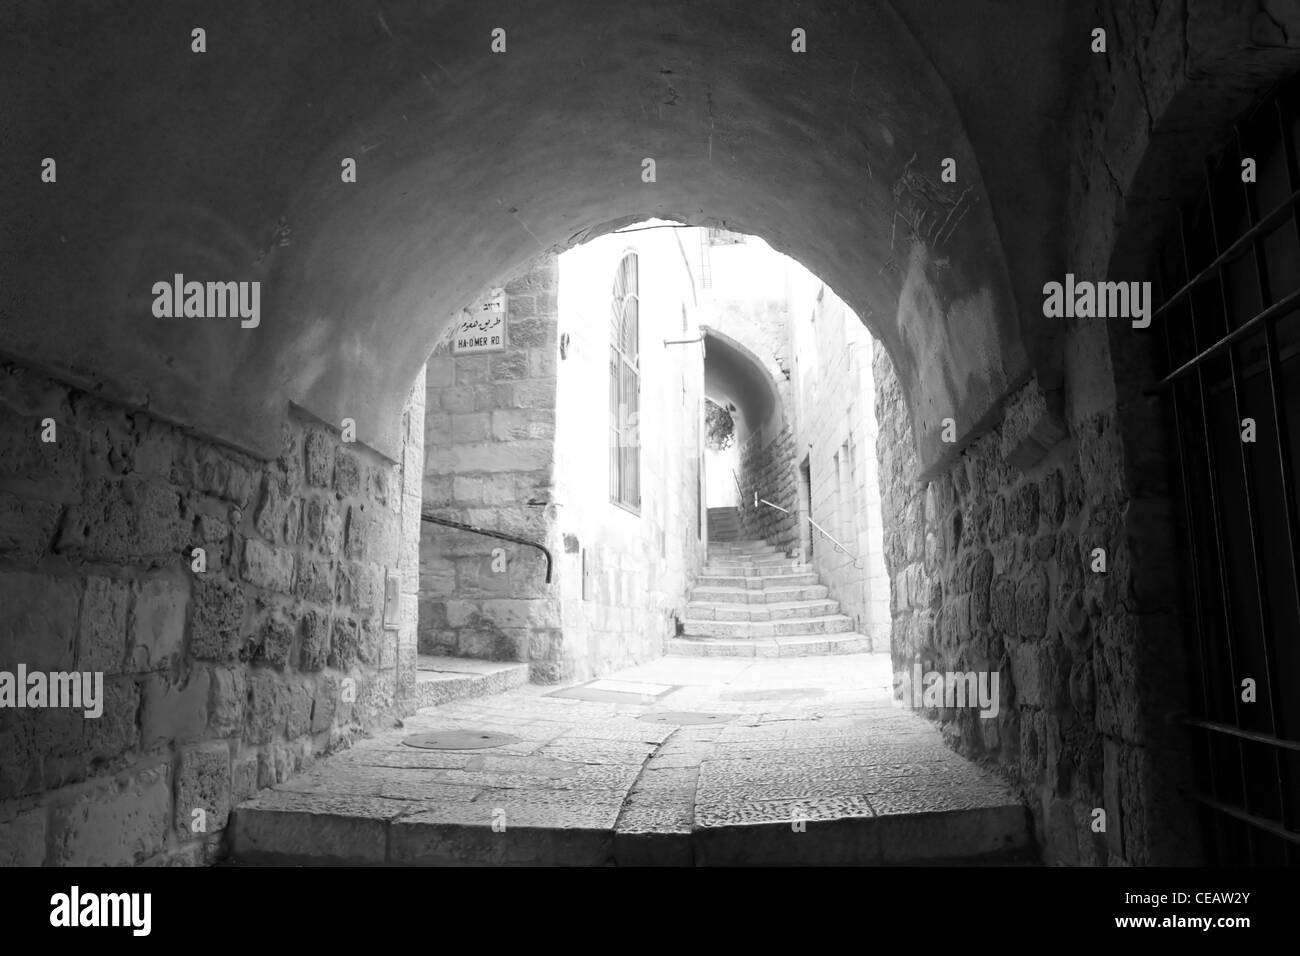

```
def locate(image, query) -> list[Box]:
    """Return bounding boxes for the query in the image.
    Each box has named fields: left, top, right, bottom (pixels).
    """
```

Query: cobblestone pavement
left=232, top=652, right=1033, bottom=865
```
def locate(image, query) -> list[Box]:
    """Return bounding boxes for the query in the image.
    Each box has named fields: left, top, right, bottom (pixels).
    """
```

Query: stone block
left=175, top=741, right=231, bottom=839
left=78, top=575, right=131, bottom=674
left=57, top=477, right=186, bottom=565
left=189, top=575, right=247, bottom=662
left=455, top=356, right=492, bottom=386
left=181, top=443, right=256, bottom=509
left=329, top=617, right=361, bottom=669
left=489, top=352, right=529, bottom=381
left=304, top=431, right=332, bottom=487
left=257, top=613, right=297, bottom=670
left=453, top=475, right=483, bottom=503
left=0, top=571, right=80, bottom=671
left=1009, top=483, right=1040, bottom=536
left=0, top=491, right=61, bottom=563
left=78, top=678, right=138, bottom=760
left=295, top=553, right=336, bottom=605
left=344, top=505, right=368, bottom=560
left=334, top=449, right=362, bottom=497
left=253, top=475, right=285, bottom=542
left=128, top=576, right=187, bottom=672
left=48, top=763, right=171, bottom=866
left=337, top=561, right=381, bottom=615
left=1010, top=640, right=1065, bottom=709
left=208, top=666, right=247, bottom=737
left=299, top=609, right=331, bottom=671
left=990, top=575, right=1016, bottom=635
left=285, top=681, right=313, bottom=739
left=451, top=412, right=492, bottom=443
left=142, top=670, right=208, bottom=749
left=244, top=670, right=286, bottom=745
left=1016, top=567, right=1049, bottom=639
left=501, top=381, right=556, bottom=410
left=283, top=497, right=302, bottom=546
left=303, top=496, right=325, bottom=547
left=0, top=404, right=81, bottom=489
left=243, top=538, right=294, bottom=593
left=508, top=294, right=537, bottom=317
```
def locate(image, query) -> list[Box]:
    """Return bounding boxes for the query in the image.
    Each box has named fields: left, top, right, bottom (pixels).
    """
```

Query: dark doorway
left=1152, top=74, right=1300, bottom=865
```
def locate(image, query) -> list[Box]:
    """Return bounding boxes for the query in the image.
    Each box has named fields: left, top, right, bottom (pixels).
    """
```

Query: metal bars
left=1155, top=77, right=1300, bottom=865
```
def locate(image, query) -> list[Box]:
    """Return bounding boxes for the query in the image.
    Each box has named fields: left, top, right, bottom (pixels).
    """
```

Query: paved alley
left=232, top=652, right=1031, bottom=865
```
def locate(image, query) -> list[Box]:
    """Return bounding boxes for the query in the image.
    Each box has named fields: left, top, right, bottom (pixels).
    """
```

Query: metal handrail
left=732, top=469, right=743, bottom=506
left=420, top=511, right=553, bottom=583
left=807, top=517, right=867, bottom=570
left=754, top=497, right=866, bottom=569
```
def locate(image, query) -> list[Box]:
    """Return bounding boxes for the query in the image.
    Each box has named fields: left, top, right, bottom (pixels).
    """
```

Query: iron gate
left=1150, top=76, right=1300, bottom=865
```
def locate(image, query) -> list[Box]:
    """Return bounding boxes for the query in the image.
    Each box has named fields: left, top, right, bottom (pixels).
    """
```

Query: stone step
left=690, top=584, right=830, bottom=604
left=681, top=614, right=855, bottom=639
left=706, top=552, right=792, bottom=565
left=684, top=599, right=840, bottom=622
left=708, top=540, right=775, bottom=551
left=690, top=803, right=1032, bottom=865
left=412, top=656, right=530, bottom=709
left=703, top=561, right=807, bottom=577
left=696, top=572, right=820, bottom=590
left=665, top=632, right=874, bottom=658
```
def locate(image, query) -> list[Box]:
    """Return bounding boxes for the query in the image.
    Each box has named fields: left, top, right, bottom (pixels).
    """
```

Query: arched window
left=610, top=253, right=640, bottom=511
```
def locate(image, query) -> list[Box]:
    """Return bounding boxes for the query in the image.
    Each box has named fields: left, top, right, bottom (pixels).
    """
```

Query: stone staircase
left=706, top=505, right=742, bottom=542
left=670, top=528, right=873, bottom=658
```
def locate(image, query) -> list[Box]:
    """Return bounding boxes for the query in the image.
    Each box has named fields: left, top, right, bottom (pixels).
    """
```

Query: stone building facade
left=790, top=288, right=891, bottom=649
left=418, top=258, right=562, bottom=674
left=551, top=224, right=707, bottom=678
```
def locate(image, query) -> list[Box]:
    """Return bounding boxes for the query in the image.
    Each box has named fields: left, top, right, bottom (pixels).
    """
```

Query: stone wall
left=418, top=257, right=560, bottom=673
left=875, top=338, right=1198, bottom=866
left=1046, top=0, right=1300, bottom=865
left=791, top=288, right=890, bottom=647
left=735, top=426, right=798, bottom=555
left=0, top=360, right=419, bottom=866
left=863, top=0, right=1300, bottom=868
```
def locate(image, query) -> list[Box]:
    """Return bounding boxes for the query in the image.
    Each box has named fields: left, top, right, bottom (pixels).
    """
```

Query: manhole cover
left=721, top=687, right=827, bottom=702
left=401, top=730, right=521, bottom=750
left=636, top=712, right=733, bottom=726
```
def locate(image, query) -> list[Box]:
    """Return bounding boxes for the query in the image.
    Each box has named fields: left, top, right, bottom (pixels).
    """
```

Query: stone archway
left=3, top=0, right=1036, bottom=479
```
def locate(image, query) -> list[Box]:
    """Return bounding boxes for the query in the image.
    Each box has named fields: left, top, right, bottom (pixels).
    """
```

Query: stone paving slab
left=231, top=651, right=1033, bottom=865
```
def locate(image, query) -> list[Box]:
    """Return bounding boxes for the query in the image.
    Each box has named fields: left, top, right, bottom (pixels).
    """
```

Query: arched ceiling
left=1, top=0, right=1078, bottom=476
left=702, top=329, right=781, bottom=445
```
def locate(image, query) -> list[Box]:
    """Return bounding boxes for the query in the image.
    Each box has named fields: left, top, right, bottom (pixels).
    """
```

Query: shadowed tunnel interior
left=703, top=329, right=781, bottom=448
left=2, top=0, right=1070, bottom=474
